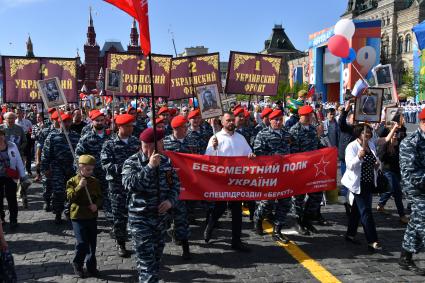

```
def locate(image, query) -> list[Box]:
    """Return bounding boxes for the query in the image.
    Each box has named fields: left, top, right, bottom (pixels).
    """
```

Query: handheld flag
left=351, top=79, right=368, bottom=97
left=103, top=0, right=151, bottom=55
left=307, top=84, right=315, bottom=98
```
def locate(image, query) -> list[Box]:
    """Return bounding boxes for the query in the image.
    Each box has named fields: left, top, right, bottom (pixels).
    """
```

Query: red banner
left=2, top=56, right=78, bottom=103
left=165, top=147, right=338, bottom=201
left=105, top=52, right=171, bottom=97
left=169, top=53, right=221, bottom=101
left=225, top=51, right=282, bottom=96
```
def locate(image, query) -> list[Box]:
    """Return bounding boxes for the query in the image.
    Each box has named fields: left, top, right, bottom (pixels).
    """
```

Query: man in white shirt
left=204, top=112, right=254, bottom=252
left=15, top=108, right=33, bottom=176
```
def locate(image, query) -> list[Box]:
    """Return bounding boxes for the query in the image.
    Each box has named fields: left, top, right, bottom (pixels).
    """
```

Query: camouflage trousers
left=0, top=250, right=17, bottom=283
left=109, top=183, right=128, bottom=243
left=254, top=198, right=292, bottom=226
left=402, top=199, right=425, bottom=253
left=41, top=174, right=53, bottom=203
left=171, top=200, right=190, bottom=241
left=129, top=213, right=169, bottom=283
left=96, top=173, right=112, bottom=222
left=293, top=192, right=323, bottom=219
left=51, top=165, right=74, bottom=214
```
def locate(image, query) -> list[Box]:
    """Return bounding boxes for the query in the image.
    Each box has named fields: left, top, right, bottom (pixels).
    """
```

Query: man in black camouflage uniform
left=37, top=109, right=60, bottom=212
left=252, top=107, right=272, bottom=138
left=101, top=114, right=140, bottom=257
left=128, top=106, right=147, bottom=139
left=157, top=106, right=173, bottom=136
left=234, top=108, right=253, bottom=147
left=163, top=115, right=192, bottom=260
left=253, top=109, right=293, bottom=242
left=289, top=105, right=323, bottom=235
left=122, top=128, right=180, bottom=283
left=399, top=108, right=425, bottom=275
left=41, top=113, right=80, bottom=224
left=75, top=110, right=113, bottom=222
left=186, top=109, right=210, bottom=154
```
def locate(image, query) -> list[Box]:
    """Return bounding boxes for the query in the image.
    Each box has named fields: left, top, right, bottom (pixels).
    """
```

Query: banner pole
left=111, top=92, right=116, bottom=131
left=148, top=54, right=158, bottom=152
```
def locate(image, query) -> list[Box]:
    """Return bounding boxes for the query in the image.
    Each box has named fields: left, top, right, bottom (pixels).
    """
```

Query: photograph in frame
left=385, top=107, right=404, bottom=124
left=354, top=87, right=384, bottom=123
left=196, top=84, right=223, bottom=119
left=372, top=64, right=394, bottom=86
left=105, top=68, right=123, bottom=93
left=37, top=77, right=67, bottom=108
left=383, top=85, right=399, bottom=106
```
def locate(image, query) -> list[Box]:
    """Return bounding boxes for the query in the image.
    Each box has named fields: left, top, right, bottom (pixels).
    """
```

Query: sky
left=0, top=0, right=347, bottom=61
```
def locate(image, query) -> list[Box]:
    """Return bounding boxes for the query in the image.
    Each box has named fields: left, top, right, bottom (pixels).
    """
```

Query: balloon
left=341, top=48, right=357, bottom=64
left=328, top=35, right=350, bottom=58
left=334, top=19, right=355, bottom=40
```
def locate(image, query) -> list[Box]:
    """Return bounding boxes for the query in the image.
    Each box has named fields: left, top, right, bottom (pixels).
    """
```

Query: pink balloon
left=328, top=35, right=350, bottom=58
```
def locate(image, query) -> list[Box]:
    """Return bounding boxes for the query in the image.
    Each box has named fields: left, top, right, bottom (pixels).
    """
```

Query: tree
left=401, top=67, right=416, bottom=99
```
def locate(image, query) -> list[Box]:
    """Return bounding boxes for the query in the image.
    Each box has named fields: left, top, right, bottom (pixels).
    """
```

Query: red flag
left=104, top=0, right=151, bottom=56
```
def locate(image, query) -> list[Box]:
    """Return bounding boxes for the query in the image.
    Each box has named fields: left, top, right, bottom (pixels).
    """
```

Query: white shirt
left=341, top=139, right=378, bottom=195
left=15, top=118, right=32, bottom=133
left=205, top=129, right=252, bottom=157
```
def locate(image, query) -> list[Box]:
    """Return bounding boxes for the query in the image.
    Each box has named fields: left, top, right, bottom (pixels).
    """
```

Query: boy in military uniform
left=67, top=155, right=103, bottom=278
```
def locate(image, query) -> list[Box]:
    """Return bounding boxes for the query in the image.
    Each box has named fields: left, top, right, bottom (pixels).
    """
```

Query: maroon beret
left=419, top=109, right=425, bottom=120
left=90, top=109, right=104, bottom=120
left=61, top=113, right=72, bottom=122
left=188, top=109, right=201, bottom=119
left=233, top=108, right=244, bottom=116
left=158, top=106, right=169, bottom=115
left=115, top=114, right=135, bottom=126
left=261, top=108, right=273, bottom=118
left=171, top=116, right=188, bottom=128
left=298, top=105, right=314, bottom=116
left=268, top=110, right=283, bottom=120
left=139, top=128, right=165, bottom=143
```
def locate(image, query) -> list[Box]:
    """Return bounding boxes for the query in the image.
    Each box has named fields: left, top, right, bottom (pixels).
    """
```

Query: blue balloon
left=341, top=48, right=357, bottom=64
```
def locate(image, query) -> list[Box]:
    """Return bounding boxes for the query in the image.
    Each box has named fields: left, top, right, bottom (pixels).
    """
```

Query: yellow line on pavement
left=243, top=209, right=341, bottom=283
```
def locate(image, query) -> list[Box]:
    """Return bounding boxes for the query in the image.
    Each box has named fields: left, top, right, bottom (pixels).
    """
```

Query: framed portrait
left=385, top=107, right=404, bottom=123
left=37, top=77, right=67, bottom=108
left=354, top=87, right=384, bottom=123
left=372, top=64, right=394, bottom=86
left=382, top=86, right=398, bottom=106
left=196, top=84, right=223, bottom=119
left=105, top=68, right=123, bottom=93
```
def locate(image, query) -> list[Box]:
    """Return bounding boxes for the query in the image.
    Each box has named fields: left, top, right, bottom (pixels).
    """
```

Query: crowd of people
left=0, top=89, right=424, bottom=282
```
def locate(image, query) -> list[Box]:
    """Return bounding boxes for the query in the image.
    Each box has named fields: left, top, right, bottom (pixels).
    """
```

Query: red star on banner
left=314, top=156, right=330, bottom=177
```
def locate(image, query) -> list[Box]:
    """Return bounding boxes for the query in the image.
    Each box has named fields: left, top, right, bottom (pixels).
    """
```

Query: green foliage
left=401, top=67, right=416, bottom=99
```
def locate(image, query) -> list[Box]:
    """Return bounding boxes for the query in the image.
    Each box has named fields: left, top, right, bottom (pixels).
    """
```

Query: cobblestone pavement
left=3, top=180, right=425, bottom=283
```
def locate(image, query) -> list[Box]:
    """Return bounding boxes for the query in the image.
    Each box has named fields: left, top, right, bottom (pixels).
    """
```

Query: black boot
left=295, top=217, right=310, bottom=236
left=43, top=202, right=52, bottom=212
left=54, top=213, right=62, bottom=225
left=204, top=216, right=215, bottom=243
left=399, top=249, right=425, bottom=275
left=72, top=262, right=85, bottom=278
left=272, top=225, right=290, bottom=243
left=302, top=216, right=318, bottom=233
left=254, top=219, right=263, bottom=235
left=181, top=240, right=191, bottom=260
left=117, top=241, right=130, bottom=258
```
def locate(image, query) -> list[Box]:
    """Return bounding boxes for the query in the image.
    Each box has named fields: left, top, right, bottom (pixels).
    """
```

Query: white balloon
left=334, top=19, right=355, bottom=39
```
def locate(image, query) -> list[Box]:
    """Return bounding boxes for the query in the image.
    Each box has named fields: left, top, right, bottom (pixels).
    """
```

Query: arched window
left=397, top=36, right=404, bottom=54
left=381, top=35, right=389, bottom=62
left=405, top=34, right=412, bottom=53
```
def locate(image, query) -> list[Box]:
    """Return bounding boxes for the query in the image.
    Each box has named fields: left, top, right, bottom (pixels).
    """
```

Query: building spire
left=86, top=6, right=97, bottom=46
left=26, top=35, right=34, bottom=57
left=89, top=6, right=93, bottom=27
